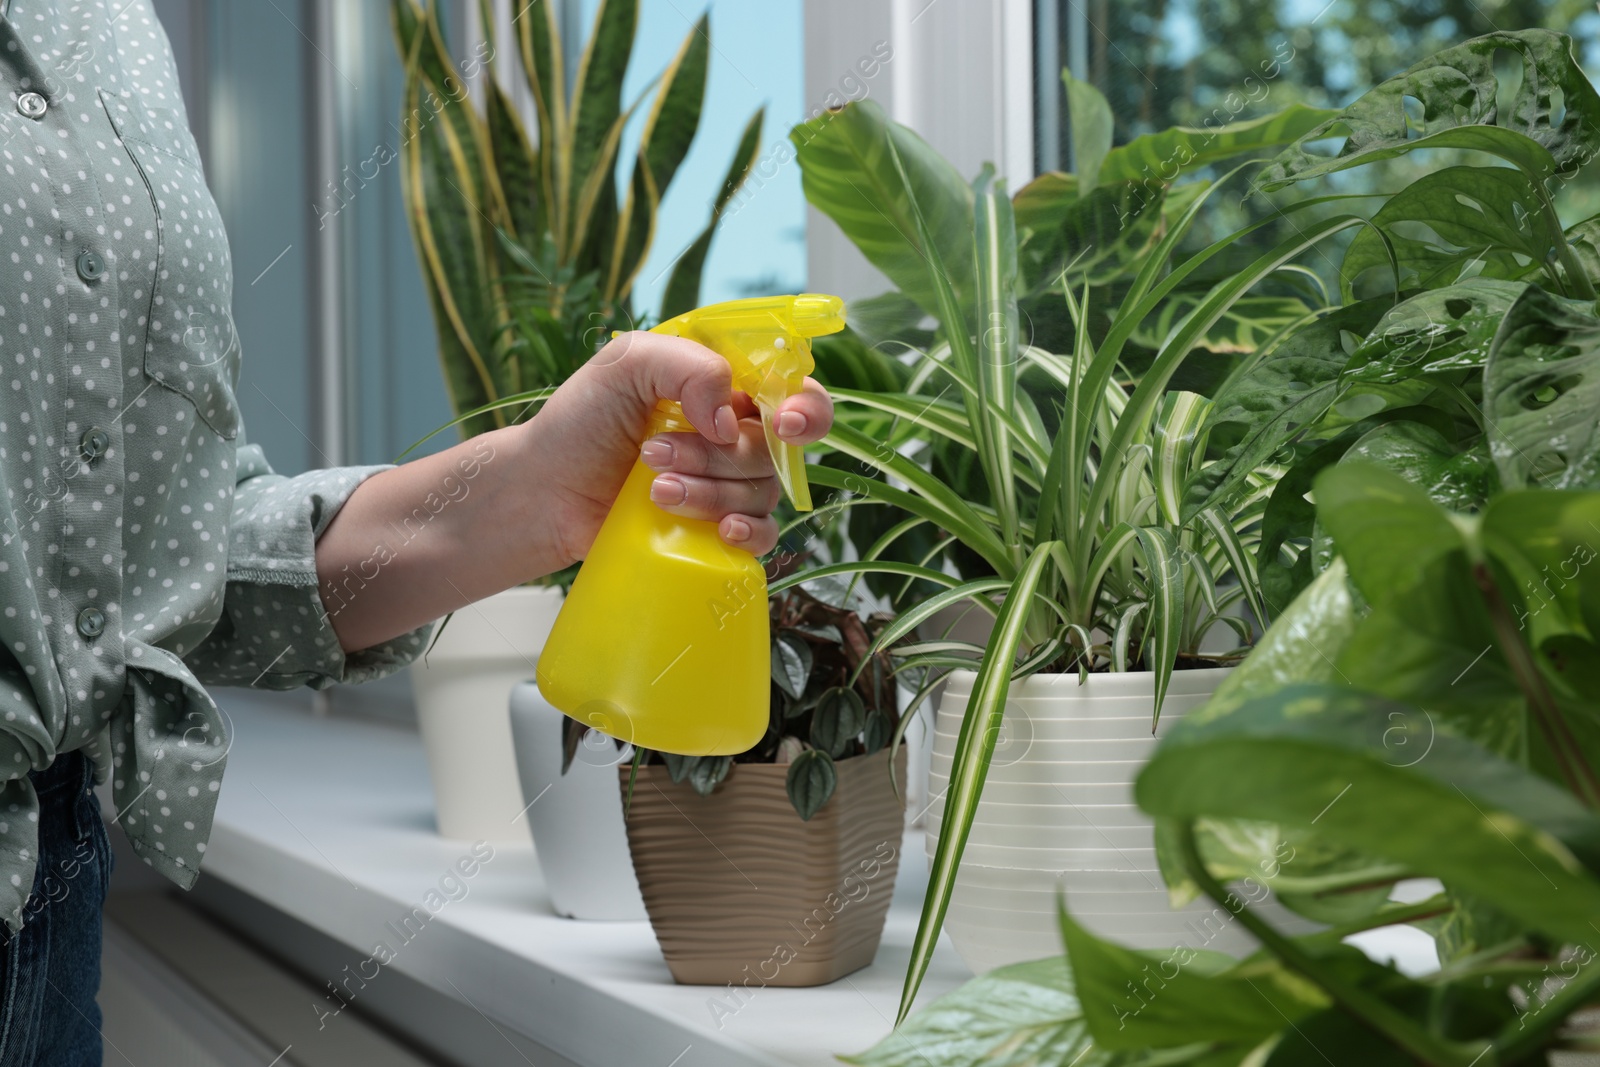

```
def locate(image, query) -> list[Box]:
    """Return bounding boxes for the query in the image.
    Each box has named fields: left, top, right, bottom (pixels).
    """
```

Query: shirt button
left=75, top=250, right=105, bottom=283
left=16, top=93, right=46, bottom=120
left=76, top=607, right=106, bottom=640
left=79, top=427, right=109, bottom=463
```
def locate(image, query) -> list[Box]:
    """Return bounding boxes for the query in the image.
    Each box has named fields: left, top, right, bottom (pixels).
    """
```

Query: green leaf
left=1060, top=906, right=1325, bottom=1049
left=1154, top=391, right=1212, bottom=526
left=863, top=709, right=891, bottom=755
left=1255, top=29, right=1600, bottom=190
left=1312, top=463, right=1465, bottom=611
left=972, top=172, right=1020, bottom=546
left=1340, top=279, right=1529, bottom=384
left=767, top=556, right=962, bottom=597
left=854, top=579, right=1009, bottom=670
left=1138, top=683, right=1600, bottom=946
left=1339, top=168, right=1559, bottom=297
left=1568, top=211, right=1600, bottom=291
left=810, top=687, right=866, bottom=758
left=609, top=13, right=708, bottom=301
left=566, top=0, right=638, bottom=232
left=810, top=329, right=914, bottom=392
left=1010, top=170, right=1077, bottom=237
left=1482, top=285, right=1600, bottom=491
left=1062, top=70, right=1113, bottom=189
left=829, top=387, right=979, bottom=453
left=513, top=0, right=564, bottom=174
left=394, top=5, right=503, bottom=434
left=1134, top=526, right=1186, bottom=723
left=1097, top=103, right=1339, bottom=186
left=1197, top=559, right=1358, bottom=722
left=900, top=543, right=1058, bottom=1023
left=485, top=77, right=541, bottom=242
left=686, top=755, right=731, bottom=796
left=785, top=749, right=836, bottom=821
left=772, top=631, right=812, bottom=700
left=1261, top=1007, right=1435, bottom=1067
left=821, top=418, right=1013, bottom=575
left=661, top=751, right=691, bottom=783
left=1183, top=297, right=1390, bottom=522
left=1017, top=178, right=1175, bottom=291
left=1130, top=294, right=1313, bottom=356
left=1338, top=422, right=1493, bottom=513
left=1083, top=212, right=1371, bottom=559
left=1198, top=508, right=1267, bottom=634
left=659, top=107, right=763, bottom=318
left=1480, top=490, right=1600, bottom=649
left=841, top=957, right=1098, bottom=1067
left=791, top=100, right=975, bottom=319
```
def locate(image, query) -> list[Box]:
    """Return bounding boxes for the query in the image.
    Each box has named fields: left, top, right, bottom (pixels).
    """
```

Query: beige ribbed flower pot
left=621, top=749, right=906, bottom=986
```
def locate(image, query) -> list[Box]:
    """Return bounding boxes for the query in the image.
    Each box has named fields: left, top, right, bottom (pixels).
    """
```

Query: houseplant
left=1186, top=27, right=1600, bottom=615
left=846, top=30, right=1600, bottom=1061
left=390, top=0, right=761, bottom=840
left=620, top=588, right=907, bottom=986
left=849, top=474, right=1600, bottom=1066
left=790, top=90, right=1363, bottom=1006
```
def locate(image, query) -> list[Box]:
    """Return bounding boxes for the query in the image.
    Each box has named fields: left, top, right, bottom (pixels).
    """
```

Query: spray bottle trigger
left=759, top=403, right=813, bottom=513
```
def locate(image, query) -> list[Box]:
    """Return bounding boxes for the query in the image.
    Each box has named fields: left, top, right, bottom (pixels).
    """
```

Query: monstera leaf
left=1255, top=29, right=1600, bottom=191
left=1339, top=167, right=1560, bottom=297
left=1484, top=285, right=1600, bottom=490
left=1340, top=279, right=1529, bottom=384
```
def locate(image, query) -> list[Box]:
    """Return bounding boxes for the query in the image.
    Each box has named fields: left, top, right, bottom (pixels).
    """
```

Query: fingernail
left=649, top=476, right=687, bottom=506
left=640, top=438, right=673, bottom=469
left=714, top=405, right=738, bottom=443
left=725, top=518, right=751, bottom=543
left=776, top=410, right=808, bottom=439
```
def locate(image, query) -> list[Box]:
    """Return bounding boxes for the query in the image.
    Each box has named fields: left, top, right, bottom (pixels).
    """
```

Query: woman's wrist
left=314, top=418, right=566, bottom=652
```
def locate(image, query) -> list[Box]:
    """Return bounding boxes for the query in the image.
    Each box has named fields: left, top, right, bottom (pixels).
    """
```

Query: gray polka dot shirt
left=0, top=0, right=431, bottom=928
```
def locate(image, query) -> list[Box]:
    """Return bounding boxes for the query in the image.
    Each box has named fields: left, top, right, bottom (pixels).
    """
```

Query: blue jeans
left=0, top=753, right=111, bottom=1066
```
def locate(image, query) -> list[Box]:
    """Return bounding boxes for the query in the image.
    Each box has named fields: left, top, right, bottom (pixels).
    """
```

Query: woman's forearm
left=313, top=421, right=563, bottom=653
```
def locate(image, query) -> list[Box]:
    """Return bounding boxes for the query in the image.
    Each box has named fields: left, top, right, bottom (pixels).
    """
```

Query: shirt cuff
left=182, top=453, right=437, bottom=690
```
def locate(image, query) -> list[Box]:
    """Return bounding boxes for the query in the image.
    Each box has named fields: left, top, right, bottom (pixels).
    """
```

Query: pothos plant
left=588, top=589, right=900, bottom=821
left=851, top=474, right=1600, bottom=1067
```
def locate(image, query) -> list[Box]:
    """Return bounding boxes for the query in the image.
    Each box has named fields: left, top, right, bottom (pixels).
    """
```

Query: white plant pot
left=508, top=681, right=647, bottom=921
left=929, top=668, right=1310, bottom=974
left=411, top=586, right=563, bottom=842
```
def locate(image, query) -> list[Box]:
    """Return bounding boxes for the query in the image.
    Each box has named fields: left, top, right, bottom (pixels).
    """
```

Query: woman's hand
left=525, top=331, right=834, bottom=566
left=314, top=330, right=833, bottom=653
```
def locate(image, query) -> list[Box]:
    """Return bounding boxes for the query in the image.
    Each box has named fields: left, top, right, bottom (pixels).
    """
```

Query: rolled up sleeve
left=183, top=442, right=435, bottom=690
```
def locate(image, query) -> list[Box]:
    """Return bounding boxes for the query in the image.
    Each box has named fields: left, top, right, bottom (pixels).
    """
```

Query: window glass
left=1039, top=0, right=1597, bottom=154
left=578, top=0, right=808, bottom=320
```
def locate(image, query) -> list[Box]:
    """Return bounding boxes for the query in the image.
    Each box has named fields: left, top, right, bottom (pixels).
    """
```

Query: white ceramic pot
left=508, top=681, right=646, bottom=921
left=411, top=585, right=563, bottom=842
left=929, top=668, right=1308, bottom=974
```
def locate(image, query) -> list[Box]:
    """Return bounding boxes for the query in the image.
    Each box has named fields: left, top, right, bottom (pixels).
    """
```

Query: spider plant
left=776, top=120, right=1369, bottom=1017
left=393, top=0, right=763, bottom=438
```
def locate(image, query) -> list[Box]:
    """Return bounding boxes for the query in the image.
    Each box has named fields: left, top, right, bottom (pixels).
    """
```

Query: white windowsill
left=187, top=689, right=1447, bottom=1066
left=196, top=689, right=972, bottom=1067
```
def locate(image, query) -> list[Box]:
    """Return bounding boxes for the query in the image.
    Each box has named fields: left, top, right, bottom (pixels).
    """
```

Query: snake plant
left=392, top=0, right=763, bottom=438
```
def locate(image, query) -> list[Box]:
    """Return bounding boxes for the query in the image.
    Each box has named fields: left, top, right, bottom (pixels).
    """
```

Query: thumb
left=608, top=331, right=738, bottom=444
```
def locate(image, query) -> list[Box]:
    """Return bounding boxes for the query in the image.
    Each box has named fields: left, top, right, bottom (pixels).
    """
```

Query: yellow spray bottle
left=535, top=294, right=846, bottom=757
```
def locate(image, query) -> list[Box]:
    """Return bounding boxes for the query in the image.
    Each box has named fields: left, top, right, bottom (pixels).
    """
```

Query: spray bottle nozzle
left=649, top=295, right=845, bottom=513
